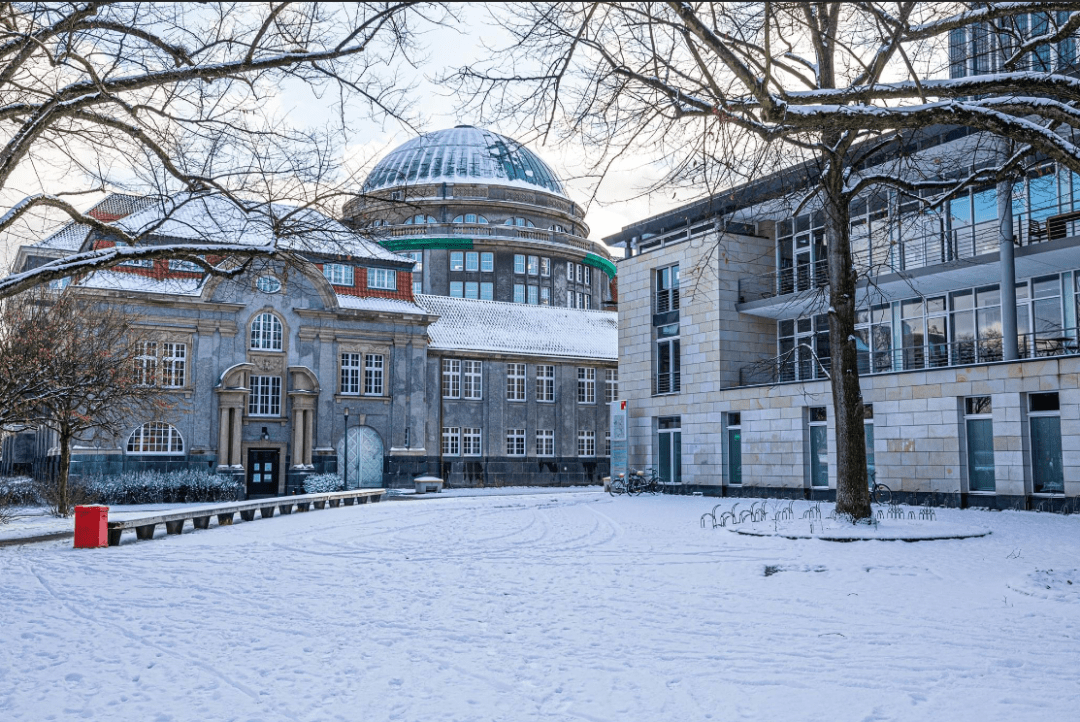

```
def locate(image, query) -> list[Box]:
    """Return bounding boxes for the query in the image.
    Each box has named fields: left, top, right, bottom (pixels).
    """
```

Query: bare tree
left=1, top=289, right=171, bottom=516
left=0, top=1, right=451, bottom=296
left=455, top=2, right=1080, bottom=520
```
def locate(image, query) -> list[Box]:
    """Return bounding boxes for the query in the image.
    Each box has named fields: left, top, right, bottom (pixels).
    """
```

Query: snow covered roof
left=33, top=221, right=91, bottom=251
left=363, top=126, right=567, bottom=198
left=78, top=269, right=205, bottom=296
left=112, top=194, right=408, bottom=263
left=335, top=295, right=428, bottom=315
left=32, top=193, right=156, bottom=251
left=417, top=295, right=617, bottom=361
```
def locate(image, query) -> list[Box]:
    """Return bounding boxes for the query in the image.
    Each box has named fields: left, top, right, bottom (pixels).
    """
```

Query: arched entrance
left=336, top=426, right=384, bottom=488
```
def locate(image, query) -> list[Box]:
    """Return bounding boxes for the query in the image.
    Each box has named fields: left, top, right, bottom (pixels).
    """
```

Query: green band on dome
left=583, top=253, right=617, bottom=278
left=379, top=238, right=475, bottom=251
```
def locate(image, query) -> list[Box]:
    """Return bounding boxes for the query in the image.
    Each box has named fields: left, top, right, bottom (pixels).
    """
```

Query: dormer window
left=323, top=263, right=354, bottom=286
left=368, top=268, right=398, bottom=290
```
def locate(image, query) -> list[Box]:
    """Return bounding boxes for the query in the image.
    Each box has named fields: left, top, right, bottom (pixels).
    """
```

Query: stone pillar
left=218, top=408, right=231, bottom=468
left=230, top=406, right=242, bottom=467
left=999, top=174, right=1019, bottom=361
left=292, top=408, right=304, bottom=468
left=304, top=409, right=314, bottom=466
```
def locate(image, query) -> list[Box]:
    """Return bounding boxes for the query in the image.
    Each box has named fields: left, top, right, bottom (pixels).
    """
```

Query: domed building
left=342, top=126, right=617, bottom=310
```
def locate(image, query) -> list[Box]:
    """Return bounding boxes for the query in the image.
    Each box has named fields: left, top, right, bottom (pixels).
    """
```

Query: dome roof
left=363, top=126, right=567, bottom=198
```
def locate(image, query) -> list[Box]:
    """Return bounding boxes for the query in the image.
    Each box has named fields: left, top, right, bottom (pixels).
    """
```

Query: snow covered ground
left=1, top=491, right=1078, bottom=721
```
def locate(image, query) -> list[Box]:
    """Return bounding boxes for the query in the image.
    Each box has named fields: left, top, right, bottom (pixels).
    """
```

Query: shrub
left=84, top=469, right=244, bottom=505
left=303, top=473, right=342, bottom=494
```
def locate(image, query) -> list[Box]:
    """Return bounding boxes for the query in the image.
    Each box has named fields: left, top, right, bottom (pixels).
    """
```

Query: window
left=540, top=257, right=551, bottom=276
left=567, top=291, right=576, bottom=308
left=341, top=353, right=362, bottom=395
left=120, top=258, right=153, bottom=268
left=657, top=416, right=681, bottom=483
left=127, top=422, right=183, bottom=454
left=537, top=365, right=555, bottom=402
left=462, top=427, right=482, bottom=456
left=537, top=430, right=554, bottom=457
left=404, top=252, right=423, bottom=296
left=466, top=252, right=479, bottom=272
left=604, top=431, right=611, bottom=457
left=481, top=252, right=494, bottom=272
left=528, top=286, right=539, bottom=305
left=390, top=190, right=403, bottom=201
left=577, top=367, right=595, bottom=404
left=540, top=287, right=550, bottom=306
left=514, top=254, right=526, bottom=274
left=462, top=360, right=483, bottom=399
left=442, top=427, right=460, bottom=456
left=965, top=397, right=995, bottom=493
left=450, top=281, right=464, bottom=298
left=505, top=217, right=535, bottom=227
left=256, top=275, right=281, bottom=294
left=527, top=255, right=539, bottom=275
left=727, top=413, right=742, bottom=486
left=453, top=214, right=488, bottom=224
left=567, top=261, right=573, bottom=281
left=584, top=294, right=591, bottom=310
left=506, top=429, right=526, bottom=456
left=364, top=354, right=384, bottom=396
left=656, top=324, right=680, bottom=394
left=169, top=259, right=201, bottom=273
left=864, top=404, right=875, bottom=486
left=577, top=292, right=584, bottom=309
left=577, top=430, right=595, bottom=457
left=576, top=264, right=583, bottom=283
left=1030, top=393, right=1064, bottom=494
left=161, top=343, right=186, bottom=388
left=450, top=252, right=464, bottom=271
left=323, top=263, right=354, bottom=286
left=464, top=281, right=479, bottom=299
left=249, top=376, right=282, bottom=417
left=605, top=369, right=619, bottom=403
left=480, top=282, right=493, bottom=301
left=404, top=214, right=436, bottom=224
left=808, top=407, right=828, bottom=488
left=655, top=265, right=680, bottom=313
left=368, top=268, right=397, bottom=290
left=584, top=267, right=592, bottom=285
left=135, top=341, right=157, bottom=386
left=514, top=284, right=525, bottom=304
left=442, top=359, right=460, bottom=399
left=48, top=277, right=70, bottom=290
left=506, top=363, right=526, bottom=401
left=250, top=313, right=283, bottom=351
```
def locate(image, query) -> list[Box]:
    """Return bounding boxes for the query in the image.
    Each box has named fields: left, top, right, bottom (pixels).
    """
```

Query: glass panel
left=864, top=423, right=875, bottom=484
left=966, top=418, right=996, bottom=492
left=1031, top=416, right=1064, bottom=493
left=810, top=425, right=828, bottom=488
left=658, top=431, right=672, bottom=483
left=673, top=431, right=682, bottom=484
left=727, top=427, right=742, bottom=485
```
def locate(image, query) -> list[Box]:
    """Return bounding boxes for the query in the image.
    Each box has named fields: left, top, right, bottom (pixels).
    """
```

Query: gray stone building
left=2, top=129, right=618, bottom=494
left=609, top=128, right=1080, bottom=511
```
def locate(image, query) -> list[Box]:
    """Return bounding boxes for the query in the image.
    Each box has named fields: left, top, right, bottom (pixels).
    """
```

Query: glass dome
left=363, top=126, right=567, bottom=198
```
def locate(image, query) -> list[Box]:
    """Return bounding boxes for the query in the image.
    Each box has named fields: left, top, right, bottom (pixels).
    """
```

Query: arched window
left=127, top=422, right=184, bottom=454
left=369, top=219, right=388, bottom=227
left=452, top=214, right=488, bottom=224
left=550, top=224, right=567, bottom=233
left=250, top=312, right=283, bottom=351
left=403, top=214, right=436, bottom=225
left=505, top=217, right=535, bottom=228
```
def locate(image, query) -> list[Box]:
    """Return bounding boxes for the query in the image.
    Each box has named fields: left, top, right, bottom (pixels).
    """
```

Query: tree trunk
left=57, top=428, right=72, bottom=517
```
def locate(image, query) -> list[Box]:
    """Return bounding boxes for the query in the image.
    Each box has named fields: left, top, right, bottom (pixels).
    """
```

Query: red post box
left=74, top=505, right=109, bottom=548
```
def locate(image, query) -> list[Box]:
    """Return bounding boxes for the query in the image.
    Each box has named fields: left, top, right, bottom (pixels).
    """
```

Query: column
left=304, top=409, right=314, bottom=466
left=218, top=408, right=230, bottom=468
left=230, top=406, right=242, bottom=467
left=292, top=408, right=304, bottom=468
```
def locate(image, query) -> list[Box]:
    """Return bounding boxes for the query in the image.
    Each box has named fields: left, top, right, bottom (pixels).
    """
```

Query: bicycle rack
left=700, top=513, right=716, bottom=528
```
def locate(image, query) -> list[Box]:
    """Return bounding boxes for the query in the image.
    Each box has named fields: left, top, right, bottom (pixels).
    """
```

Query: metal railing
left=655, top=287, right=680, bottom=314
left=738, top=328, right=1080, bottom=386
left=377, top=222, right=614, bottom=259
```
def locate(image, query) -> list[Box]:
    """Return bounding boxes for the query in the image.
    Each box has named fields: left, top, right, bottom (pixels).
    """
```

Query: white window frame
left=462, top=427, right=482, bottom=456
left=248, top=375, right=282, bottom=417
left=507, top=363, right=526, bottom=401
left=450, top=281, right=464, bottom=298
left=368, top=267, right=398, bottom=290
left=481, top=252, right=494, bottom=272
left=250, top=313, right=283, bottom=351
left=584, top=266, right=592, bottom=285
left=514, top=284, right=526, bottom=304
left=578, top=430, right=596, bottom=457
left=514, top=254, right=526, bottom=274
left=161, top=343, right=187, bottom=388
left=537, top=365, right=555, bottom=402
left=462, top=360, right=483, bottom=400
left=605, top=368, right=619, bottom=403
left=450, top=251, right=464, bottom=272
left=442, top=427, right=461, bottom=456
left=527, top=255, right=539, bottom=276
left=323, top=263, right=354, bottom=286
left=364, top=354, right=384, bottom=396
left=577, top=367, right=595, bottom=404
left=540, top=257, right=551, bottom=277
left=135, top=341, right=157, bottom=386
left=528, top=285, right=539, bottom=305
left=567, top=261, right=574, bottom=281
left=465, top=281, right=479, bottom=299
left=506, top=429, right=526, bottom=457
left=466, top=251, right=479, bottom=272
left=126, top=422, right=184, bottom=455
left=540, top=287, right=551, bottom=306
left=537, top=429, right=555, bottom=457
left=480, top=282, right=493, bottom=301
left=341, top=353, right=362, bottom=395
left=442, top=359, right=461, bottom=399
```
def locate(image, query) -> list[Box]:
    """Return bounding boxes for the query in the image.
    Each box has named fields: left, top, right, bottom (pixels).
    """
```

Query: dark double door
left=247, top=448, right=280, bottom=496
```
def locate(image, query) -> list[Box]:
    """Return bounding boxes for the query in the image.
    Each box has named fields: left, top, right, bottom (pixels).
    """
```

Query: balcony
left=738, top=329, right=1080, bottom=387
left=374, top=222, right=615, bottom=261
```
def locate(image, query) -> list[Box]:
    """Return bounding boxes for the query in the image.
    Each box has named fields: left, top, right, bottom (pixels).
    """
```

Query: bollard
left=74, top=505, right=109, bottom=548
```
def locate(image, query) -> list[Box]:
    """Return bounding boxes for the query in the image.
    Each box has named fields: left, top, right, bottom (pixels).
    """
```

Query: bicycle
left=607, top=473, right=629, bottom=496
left=869, top=469, right=893, bottom=505
left=627, top=468, right=664, bottom=495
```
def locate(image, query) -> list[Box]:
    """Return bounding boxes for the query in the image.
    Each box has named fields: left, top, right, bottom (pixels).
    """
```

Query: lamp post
left=343, top=407, right=350, bottom=491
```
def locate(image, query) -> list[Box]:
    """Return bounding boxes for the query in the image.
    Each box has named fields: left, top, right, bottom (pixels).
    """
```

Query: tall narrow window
left=514, top=254, right=526, bottom=274
left=528, top=286, right=539, bottom=305
left=462, top=360, right=483, bottom=400
left=442, top=359, right=460, bottom=399
left=540, top=257, right=551, bottom=277
left=540, top=287, right=551, bottom=306
left=514, top=284, right=526, bottom=304
left=161, top=343, right=186, bottom=388
left=808, top=407, right=828, bottom=488
left=537, top=365, right=555, bottom=402
left=480, top=282, right=493, bottom=301
left=465, top=281, right=479, bottom=299
left=506, top=363, right=526, bottom=401
left=577, top=367, right=595, bottom=404
left=442, top=427, right=460, bottom=456
left=655, top=264, right=680, bottom=313
left=527, top=255, right=539, bottom=275
left=965, top=396, right=995, bottom=492
left=135, top=341, right=157, bottom=386
left=584, top=266, right=592, bottom=285
left=605, top=368, right=619, bottom=403
left=249, top=376, right=282, bottom=417
left=657, top=417, right=681, bottom=483
left=567, top=261, right=573, bottom=280
left=465, top=252, right=479, bottom=272
left=577, top=430, right=595, bottom=457
left=656, top=324, right=680, bottom=394
left=341, top=353, right=361, bottom=395
left=1030, top=392, right=1064, bottom=494
left=864, top=404, right=876, bottom=486
left=480, top=252, right=494, bottom=272
left=506, top=429, right=526, bottom=456
left=462, top=428, right=482, bottom=456
left=536, top=429, right=554, bottom=457
left=364, top=354, right=384, bottom=396
left=450, top=251, right=464, bottom=272
left=727, top=413, right=742, bottom=486
left=250, top=313, right=283, bottom=351
left=450, top=281, right=464, bottom=298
